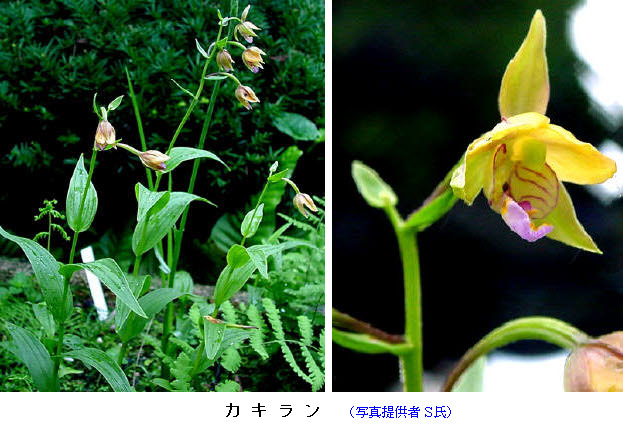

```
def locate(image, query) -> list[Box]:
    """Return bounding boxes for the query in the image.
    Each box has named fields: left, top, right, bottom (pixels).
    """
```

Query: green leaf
left=107, top=95, right=123, bottom=111
left=452, top=356, right=486, bottom=392
left=268, top=169, right=289, bottom=183
left=32, top=303, right=55, bottom=338
left=404, top=189, right=457, bottom=231
left=331, top=328, right=409, bottom=355
left=115, top=275, right=146, bottom=332
left=133, top=192, right=213, bottom=256
left=227, top=244, right=250, bottom=268
left=240, top=204, right=264, bottom=239
left=118, top=288, right=186, bottom=343
left=254, top=146, right=303, bottom=240
left=195, top=39, right=209, bottom=58
left=214, top=260, right=258, bottom=307
left=0, top=226, right=71, bottom=322
left=135, top=183, right=170, bottom=223
left=352, top=160, right=397, bottom=208
left=60, top=258, right=146, bottom=319
left=272, top=112, right=320, bottom=141
left=152, top=378, right=174, bottom=391
left=5, top=323, right=56, bottom=392
left=206, top=75, right=228, bottom=81
left=246, top=246, right=268, bottom=279
left=204, top=318, right=226, bottom=359
left=499, top=10, right=549, bottom=117
left=65, top=348, right=132, bottom=392
left=173, top=270, right=194, bottom=294
left=162, top=147, right=228, bottom=174
left=66, top=154, right=98, bottom=232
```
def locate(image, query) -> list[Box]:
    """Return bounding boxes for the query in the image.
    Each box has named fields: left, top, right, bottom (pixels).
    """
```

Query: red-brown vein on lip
left=513, top=167, right=553, bottom=197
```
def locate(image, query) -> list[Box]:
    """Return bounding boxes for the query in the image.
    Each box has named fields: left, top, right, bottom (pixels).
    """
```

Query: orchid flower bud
left=94, top=120, right=116, bottom=151
left=293, top=193, right=318, bottom=218
left=139, top=150, right=170, bottom=172
left=235, top=85, right=260, bottom=110
left=217, top=49, right=235, bottom=72
left=564, top=332, right=623, bottom=392
left=242, top=47, right=266, bottom=73
left=235, top=5, right=261, bottom=43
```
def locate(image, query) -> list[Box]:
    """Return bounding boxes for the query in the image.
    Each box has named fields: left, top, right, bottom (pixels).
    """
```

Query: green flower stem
left=190, top=341, right=206, bottom=377
left=207, top=72, right=242, bottom=86
left=116, top=143, right=142, bottom=157
left=385, top=205, right=423, bottom=392
left=226, top=40, right=246, bottom=50
left=442, top=317, right=589, bottom=392
left=133, top=254, right=142, bottom=278
left=152, top=19, right=225, bottom=192
left=125, top=67, right=153, bottom=189
left=53, top=150, right=98, bottom=389
left=282, top=177, right=300, bottom=194
left=117, top=341, right=128, bottom=366
left=162, top=78, right=224, bottom=358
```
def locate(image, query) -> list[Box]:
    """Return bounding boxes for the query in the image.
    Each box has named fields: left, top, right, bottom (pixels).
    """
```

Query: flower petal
left=500, top=196, right=553, bottom=242
left=450, top=142, right=496, bottom=205
left=499, top=10, right=549, bottom=117
left=537, top=181, right=601, bottom=253
left=541, top=124, right=616, bottom=185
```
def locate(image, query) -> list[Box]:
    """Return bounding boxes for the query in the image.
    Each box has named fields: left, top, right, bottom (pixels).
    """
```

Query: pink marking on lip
left=501, top=197, right=553, bottom=242
left=517, top=201, right=533, bottom=212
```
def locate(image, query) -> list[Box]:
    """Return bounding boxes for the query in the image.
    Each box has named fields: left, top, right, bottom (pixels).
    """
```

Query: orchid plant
left=1, top=1, right=324, bottom=392
left=333, top=10, right=622, bottom=392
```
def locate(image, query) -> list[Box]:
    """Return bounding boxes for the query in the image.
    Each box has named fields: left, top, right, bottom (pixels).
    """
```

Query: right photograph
left=332, top=0, right=623, bottom=391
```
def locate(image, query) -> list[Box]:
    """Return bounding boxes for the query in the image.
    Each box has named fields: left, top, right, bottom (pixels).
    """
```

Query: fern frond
left=215, top=380, right=240, bottom=392
left=221, top=347, right=241, bottom=373
left=299, top=344, right=324, bottom=391
left=221, top=300, right=238, bottom=324
left=247, top=304, right=269, bottom=359
left=297, top=315, right=313, bottom=347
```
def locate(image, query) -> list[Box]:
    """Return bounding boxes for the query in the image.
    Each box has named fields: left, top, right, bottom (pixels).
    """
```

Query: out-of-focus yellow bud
left=217, top=49, right=235, bottom=72
left=242, top=47, right=266, bottom=73
left=564, top=332, right=623, bottom=392
left=293, top=193, right=318, bottom=218
left=235, top=85, right=260, bottom=110
left=235, top=5, right=261, bottom=43
left=139, top=150, right=170, bottom=172
left=94, top=120, right=116, bottom=151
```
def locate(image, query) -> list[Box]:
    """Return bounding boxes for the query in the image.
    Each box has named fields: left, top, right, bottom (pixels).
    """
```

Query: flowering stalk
left=160, top=1, right=239, bottom=363
left=52, top=148, right=98, bottom=387
left=385, top=205, right=423, bottom=392
left=152, top=18, right=226, bottom=192
left=442, top=317, right=588, bottom=391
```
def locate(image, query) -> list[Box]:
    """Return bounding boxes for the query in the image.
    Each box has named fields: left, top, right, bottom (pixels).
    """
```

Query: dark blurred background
left=333, top=0, right=623, bottom=391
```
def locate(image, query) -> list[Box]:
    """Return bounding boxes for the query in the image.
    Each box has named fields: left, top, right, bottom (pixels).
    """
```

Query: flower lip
left=235, top=85, right=260, bottom=110
left=242, top=47, right=266, bottom=73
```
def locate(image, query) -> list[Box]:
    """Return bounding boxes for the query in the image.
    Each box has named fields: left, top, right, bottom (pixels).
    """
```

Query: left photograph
left=0, top=0, right=325, bottom=392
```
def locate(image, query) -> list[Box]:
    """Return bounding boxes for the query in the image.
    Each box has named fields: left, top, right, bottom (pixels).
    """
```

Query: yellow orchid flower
left=450, top=10, right=616, bottom=253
